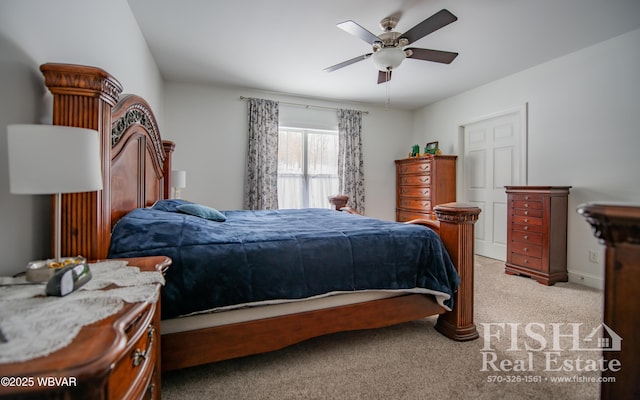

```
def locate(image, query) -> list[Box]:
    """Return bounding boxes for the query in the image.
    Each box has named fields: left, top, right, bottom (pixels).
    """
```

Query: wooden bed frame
left=40, top=63, right=481, bottom=372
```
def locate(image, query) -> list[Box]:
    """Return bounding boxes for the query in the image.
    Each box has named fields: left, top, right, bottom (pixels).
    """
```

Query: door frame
left=457, top=103, right=529, bottom=257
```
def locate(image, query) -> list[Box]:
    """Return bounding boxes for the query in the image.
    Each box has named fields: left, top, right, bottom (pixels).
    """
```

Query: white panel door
left=462, top=107, right=527, bottom=260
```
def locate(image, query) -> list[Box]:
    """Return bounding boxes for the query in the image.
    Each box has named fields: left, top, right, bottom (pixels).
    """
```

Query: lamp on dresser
left=171, top=169, right=186, bottom=199
left=7, top=124, right=103, bottom=262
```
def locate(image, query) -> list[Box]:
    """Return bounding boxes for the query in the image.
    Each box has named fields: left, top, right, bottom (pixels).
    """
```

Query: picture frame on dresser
left=425, top=141, right=439, bottom=154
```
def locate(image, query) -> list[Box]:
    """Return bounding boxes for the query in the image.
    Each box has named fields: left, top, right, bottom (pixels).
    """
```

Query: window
left=277, top=128, right=338, bottom=209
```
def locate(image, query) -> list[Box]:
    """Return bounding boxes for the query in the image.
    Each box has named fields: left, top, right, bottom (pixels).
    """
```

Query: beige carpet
left=162, top=256, right=603, bottom=399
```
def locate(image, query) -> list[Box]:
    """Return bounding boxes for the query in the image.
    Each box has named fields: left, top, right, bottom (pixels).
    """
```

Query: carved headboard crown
left=40, top=63, right=174, bottom=260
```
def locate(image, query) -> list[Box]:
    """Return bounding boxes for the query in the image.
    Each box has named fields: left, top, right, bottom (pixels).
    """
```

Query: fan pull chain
left=385, top=69, right=391, bottom=107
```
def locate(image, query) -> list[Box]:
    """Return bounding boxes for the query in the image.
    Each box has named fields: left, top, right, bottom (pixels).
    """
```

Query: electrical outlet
left=588, top=249, right=600, bottom=264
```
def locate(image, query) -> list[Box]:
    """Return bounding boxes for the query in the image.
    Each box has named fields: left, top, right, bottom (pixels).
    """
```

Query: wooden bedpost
left=433, top=202, right=481, bottom=341
left=40, top=63, right=123, bottom=261
left=162, top=140, right=176, bottom=199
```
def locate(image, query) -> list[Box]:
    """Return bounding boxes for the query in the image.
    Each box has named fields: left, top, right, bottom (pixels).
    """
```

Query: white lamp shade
left=372, top=47, right=406, bottom=71
left=171, top=170, right=186, bottom=189
left=7, top=124, right=103, bottom=194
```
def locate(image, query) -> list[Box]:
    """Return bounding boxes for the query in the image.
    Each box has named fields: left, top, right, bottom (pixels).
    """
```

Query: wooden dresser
left=395, top=155, right=457, bottom=221
left=504, top=186, right=571, bottom=285
left=0, top=256, right=170, bottom=400
left=578, top=203, right=640, bottom=400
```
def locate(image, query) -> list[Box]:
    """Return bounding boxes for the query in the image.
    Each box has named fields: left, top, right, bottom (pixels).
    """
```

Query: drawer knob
left=524, top=248, right=528, bottom=252
left=524, top=226, right=529, bottom=230
left=524, top=219, right=528, bottom=223
left=524, top=259, right=529, bottom=264
left=524, top=211, right=528, bottom=215
left=525, top=204, right=529, bottom=208
left=133, top=325, right=155, bottom=367
left=524, top=235, right=529, bottom=240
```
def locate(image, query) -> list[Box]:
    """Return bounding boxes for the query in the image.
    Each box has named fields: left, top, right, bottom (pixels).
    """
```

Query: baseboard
left=567, top=270, right=603, bottom=290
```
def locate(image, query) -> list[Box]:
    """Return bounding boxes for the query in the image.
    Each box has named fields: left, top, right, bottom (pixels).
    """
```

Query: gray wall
left=0, top=0, right=163, bottom=275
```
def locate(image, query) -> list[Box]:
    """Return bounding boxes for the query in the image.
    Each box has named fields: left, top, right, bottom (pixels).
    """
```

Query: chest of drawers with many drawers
left=505, top=186, right=571, bottom=285
left=395, top=155, right=457, bottom=222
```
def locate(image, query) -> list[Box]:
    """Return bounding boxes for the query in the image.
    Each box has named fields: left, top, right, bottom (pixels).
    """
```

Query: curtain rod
left=239, top=96, right=369, bottom=115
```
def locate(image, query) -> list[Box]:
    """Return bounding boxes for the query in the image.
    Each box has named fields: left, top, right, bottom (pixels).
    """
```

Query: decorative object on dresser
left=505, top=186, right=572, bottom=285
left=395, top=155, right=457, bottom=222
left=0, top=256, right=170, bottom=400
left=6, top=124, right=103, bottom=264
left=578, top=203, right=640, bottom=400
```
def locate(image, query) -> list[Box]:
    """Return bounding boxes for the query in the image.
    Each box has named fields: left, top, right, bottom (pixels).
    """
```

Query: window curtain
left=245, top=98, right=279, bottom=210
left=337, top=109, right=365, bottom=214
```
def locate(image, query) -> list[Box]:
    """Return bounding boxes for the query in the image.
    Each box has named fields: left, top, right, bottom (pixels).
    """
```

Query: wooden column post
left=578, top=203, right=640, bottom=400
left=162, top=140, right=176, bottom=200
left=40, top=63, right=123, bottom=261
left=434, top=202, right=481, bottom=341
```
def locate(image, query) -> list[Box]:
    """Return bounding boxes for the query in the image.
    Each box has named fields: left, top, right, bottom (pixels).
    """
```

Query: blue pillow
left=151, top=199, right=192, bottom=212
left=176, top=203, right=226, bottom=222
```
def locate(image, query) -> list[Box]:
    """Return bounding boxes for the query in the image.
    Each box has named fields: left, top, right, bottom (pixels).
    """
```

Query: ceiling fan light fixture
left=371, top=47, right=406, bottom=71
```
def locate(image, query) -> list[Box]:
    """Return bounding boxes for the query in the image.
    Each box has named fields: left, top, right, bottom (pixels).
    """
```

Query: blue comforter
left=108, top=201, right=459, bottom=319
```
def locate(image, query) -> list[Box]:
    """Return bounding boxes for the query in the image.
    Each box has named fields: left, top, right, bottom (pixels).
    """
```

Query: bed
left=39, top=63, right=481, bottom=372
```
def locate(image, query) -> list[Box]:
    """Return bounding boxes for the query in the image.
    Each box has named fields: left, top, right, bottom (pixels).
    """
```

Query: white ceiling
left=128, top=0, right=640, bottom=110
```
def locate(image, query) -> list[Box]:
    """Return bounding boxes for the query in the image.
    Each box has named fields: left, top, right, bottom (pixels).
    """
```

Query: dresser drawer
left=510, top=241, right=542, bottom=258
left=109, top=302, right=158, bottom=400
left=512, top=207, right=543, bottom=218
left=398, top=198, right=432, bottom=211
left=510, top=252, right=542, bottom=270
left=397, top=160, right=431, bottom=175
left=399, top=175, right=431, bottom=186
left=512, top=215, right=543, bottom=226
left=512, top=199, right=543, bottom=210
left=512, top=230, right=543, bottom=245
left=510, top=194, right=545, bottom=203
left=398, top=187, right=431, bottom=198
left=511, top=222, right=543, bottom=234
left=396, top=210, right=434, bottom=222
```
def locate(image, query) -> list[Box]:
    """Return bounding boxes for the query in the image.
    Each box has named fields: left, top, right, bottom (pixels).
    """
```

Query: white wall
left=412, top=29, right=640, bottom=289
left=162, top=82, right=413, bottom=220
left=0, top=0, right=163, bottom=275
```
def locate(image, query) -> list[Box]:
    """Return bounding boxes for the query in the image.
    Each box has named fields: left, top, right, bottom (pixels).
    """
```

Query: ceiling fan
left=325, top=9, right=459, bottom=84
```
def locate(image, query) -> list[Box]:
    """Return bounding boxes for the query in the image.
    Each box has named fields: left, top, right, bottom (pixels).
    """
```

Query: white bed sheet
left=162, top=290, right=414, bottom=335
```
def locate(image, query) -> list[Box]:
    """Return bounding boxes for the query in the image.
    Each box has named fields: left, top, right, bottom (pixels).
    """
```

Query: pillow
left=151, top=199, right=192, bottom=212
left=176, top=203, right=226, bottom=222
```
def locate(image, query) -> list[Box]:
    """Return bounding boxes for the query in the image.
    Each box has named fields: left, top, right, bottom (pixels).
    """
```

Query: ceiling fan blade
left=407, top=48, right=459, bottom=64
left=337, top=20, right=381, bottom=45
left=324, top=53, right=372, bottom=72
left=377, top=70, right=392, bottom=84
left=400, top=9, right=457, bottom=45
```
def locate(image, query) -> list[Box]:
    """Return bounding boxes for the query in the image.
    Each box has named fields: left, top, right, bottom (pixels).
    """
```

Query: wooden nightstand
left=0, top=256, right=170, bottom=400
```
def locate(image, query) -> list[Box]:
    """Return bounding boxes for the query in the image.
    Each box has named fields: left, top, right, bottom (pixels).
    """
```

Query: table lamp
left=171, top=170, right=186, bottom=199
left=7, top=124, right=103, bottom=262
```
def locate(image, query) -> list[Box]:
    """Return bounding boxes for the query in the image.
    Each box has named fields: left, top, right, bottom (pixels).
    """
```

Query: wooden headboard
left=40, top=63, right=174, bottom=261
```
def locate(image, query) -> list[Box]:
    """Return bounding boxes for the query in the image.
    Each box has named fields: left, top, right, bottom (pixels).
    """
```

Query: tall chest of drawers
left=395, top=155, right=457, bottom=221
left=505, top=186, right=571, bottom=285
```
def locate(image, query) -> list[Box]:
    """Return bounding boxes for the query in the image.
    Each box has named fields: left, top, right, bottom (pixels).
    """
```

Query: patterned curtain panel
left=337, top=109, right=365, bottom=214
left=245, top=98, right=279, bottom=210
